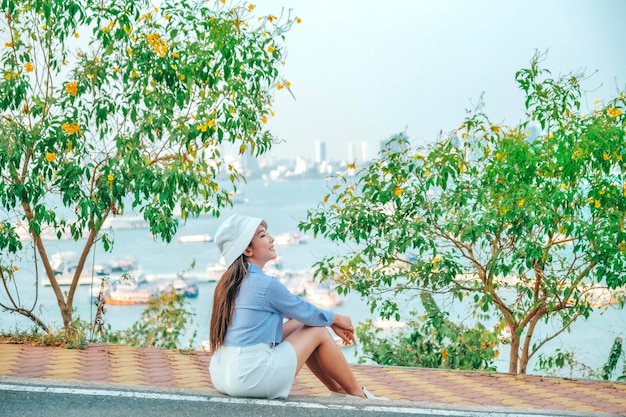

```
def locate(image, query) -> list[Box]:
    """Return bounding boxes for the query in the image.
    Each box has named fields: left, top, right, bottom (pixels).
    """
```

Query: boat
left=372, top=317, right=407, bottom=330
left=104, top=287, right=154, bottom=305
left=183, top=282, right=199, bottom=298
left=306, top=287, right=343, bottom=307
left=108, top=257, right=140, bottom=273
left=101, top=216, right=149, bottom=230
left=206, top=259, right=227, bottom=282
left=43, top=252, right=112, bottom=286
left=101, top=270, right=154, bottom=305
left=154, top=277, right=200, bottom=298
left=273, top=232, right=309, bottom=246
left=304, top=279, right=343, bottom=308
left=178, top=233, right=212, bottom=243
left=89, top=266, right=147, bottom=300
left=275, top=268, right=309, bottom=296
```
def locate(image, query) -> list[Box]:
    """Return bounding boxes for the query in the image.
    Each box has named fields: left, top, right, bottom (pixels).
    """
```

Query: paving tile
left=2, top=343, right=626, bottom=415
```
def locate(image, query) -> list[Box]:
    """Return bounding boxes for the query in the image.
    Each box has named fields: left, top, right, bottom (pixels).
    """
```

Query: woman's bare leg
left=282, top=320, right=344, bottom=393
left=284, top=324, right=364, bottom=397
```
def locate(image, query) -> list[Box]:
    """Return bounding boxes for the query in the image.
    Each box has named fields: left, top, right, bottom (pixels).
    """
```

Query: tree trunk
left=509, top=334, right=520, bottom=374
left=520, top=311, right=542, bottom=374
left=63, top=225, right=99, bottom=327
left=32, top=236, right=71, bottom=327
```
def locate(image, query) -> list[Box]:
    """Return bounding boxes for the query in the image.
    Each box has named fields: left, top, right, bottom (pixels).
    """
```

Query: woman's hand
left=331, top=313, right=356, bottom=345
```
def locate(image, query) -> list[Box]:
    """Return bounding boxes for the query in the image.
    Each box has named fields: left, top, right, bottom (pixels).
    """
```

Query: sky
left=254, top=0, right=626, bottom=162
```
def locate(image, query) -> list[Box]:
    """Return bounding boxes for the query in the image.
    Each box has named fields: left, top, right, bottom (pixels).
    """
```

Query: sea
left=1, top=177, right=624, bottom=377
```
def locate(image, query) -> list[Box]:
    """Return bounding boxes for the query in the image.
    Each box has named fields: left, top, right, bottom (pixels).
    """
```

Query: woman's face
left=244, top=223, right=276, bottom=268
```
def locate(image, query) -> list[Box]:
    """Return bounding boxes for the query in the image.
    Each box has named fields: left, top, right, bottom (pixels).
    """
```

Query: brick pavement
left=1, top=342, right=625, bottom=415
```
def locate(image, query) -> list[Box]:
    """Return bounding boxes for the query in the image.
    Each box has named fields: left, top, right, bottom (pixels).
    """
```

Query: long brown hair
left=209, top=255, right=248, bottom=352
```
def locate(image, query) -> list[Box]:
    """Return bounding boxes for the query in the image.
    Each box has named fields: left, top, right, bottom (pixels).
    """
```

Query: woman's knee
left=286, top=326, right=328, bottom=354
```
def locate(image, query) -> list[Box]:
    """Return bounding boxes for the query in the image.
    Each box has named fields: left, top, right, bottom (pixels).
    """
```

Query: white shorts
left=209, top=342, right=298, bottom=399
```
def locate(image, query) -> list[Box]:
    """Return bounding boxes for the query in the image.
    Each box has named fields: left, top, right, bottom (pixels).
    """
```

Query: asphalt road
left=0, top=378, right=588, bottom=417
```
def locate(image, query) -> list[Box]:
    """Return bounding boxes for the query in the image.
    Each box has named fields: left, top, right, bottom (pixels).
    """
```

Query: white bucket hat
left=214, top=214, right=263, bottom=267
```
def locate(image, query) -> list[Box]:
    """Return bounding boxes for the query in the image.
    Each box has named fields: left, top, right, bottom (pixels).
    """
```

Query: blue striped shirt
left=223, top=263, right=335, bottom=346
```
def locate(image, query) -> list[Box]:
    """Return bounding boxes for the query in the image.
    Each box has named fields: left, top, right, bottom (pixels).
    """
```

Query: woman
left=208, top=214, right=387, bottom=400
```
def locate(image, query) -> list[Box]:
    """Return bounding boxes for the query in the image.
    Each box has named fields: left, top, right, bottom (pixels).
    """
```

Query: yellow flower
left=277, top=82, right=284, bottom=90
left=107, top=173, right=114, bottom=182
left=394, top=186, right=403, bottom=196
left=267, top=45, right=275, bottom=53
left=45, top=152, right=57, bottom=162
left=603, top=152, right=610, bottom=161
left=219, top=0, right=225, bottom=3
left=441, top=349, right=448, bottom=360
left=74, top=32, right=79, bottom=38
left=5, top=41, right=12, bottom=47
left=24, top=62, right=34, bottom=72
left=594, top=200, right=601, bottom=209
left=172, top=51, right=180, bottom=58
left=5, top=73, right=11, bottom=80
left=261, top=116, right=267, bottom=124
left=12, top=265, right=18, bottom=271
left=247, top=4, right=255, bottom=11
left=346, top=163, right=356, bottom=170
left=285, top=80, right=291, bottom=88
left=517, top=198, right=525, bottom=207
left=296, top=17, right=302, bottom=24
left=61, top=122, right=80, bottom=135
left=65, top=82, right=78, bottom=97
left=608, top=108, right=622, bottom=117
left=267, top=14, right=277, bottom=22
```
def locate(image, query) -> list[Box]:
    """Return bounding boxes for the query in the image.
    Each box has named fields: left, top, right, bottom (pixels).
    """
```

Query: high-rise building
left=314, top=140, right=327, bottom=163
left=347, top=142, right=369, bottom=163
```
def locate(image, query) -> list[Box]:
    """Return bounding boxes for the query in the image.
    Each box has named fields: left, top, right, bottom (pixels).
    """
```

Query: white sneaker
left=362, top=386, right=389, bottom=400
left=345, top=386, right=389, bottom=400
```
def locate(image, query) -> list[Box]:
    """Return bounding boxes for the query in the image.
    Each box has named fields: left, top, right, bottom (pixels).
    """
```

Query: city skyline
left=257, top=0, right=626, bottom=161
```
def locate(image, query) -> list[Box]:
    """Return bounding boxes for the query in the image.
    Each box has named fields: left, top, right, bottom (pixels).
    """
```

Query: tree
left=0, top=0, right=297, bottom=335
left=356, top=292, right=499, bottom=371
left=300, top=53, right=626, bottom=374
left=102, top=291, right=197, bottom=350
